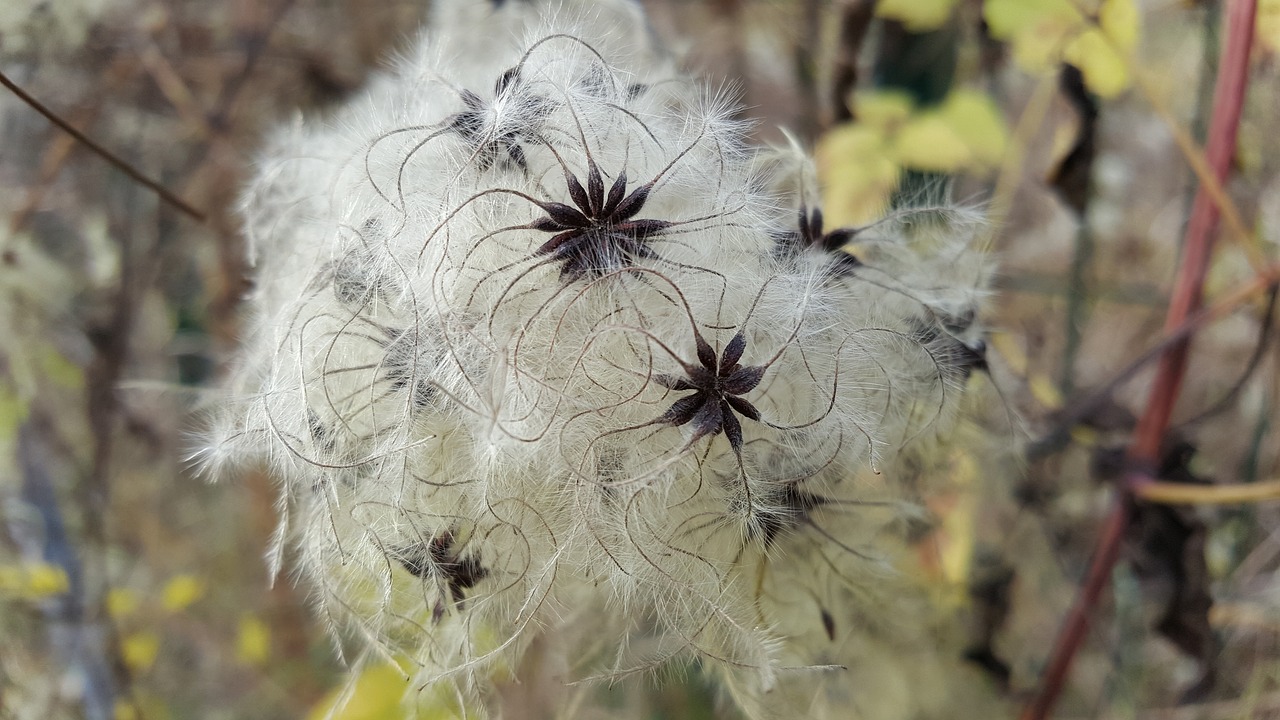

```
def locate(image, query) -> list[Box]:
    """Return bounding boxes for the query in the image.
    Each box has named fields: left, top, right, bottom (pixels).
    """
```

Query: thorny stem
left=1021, top=2, right=1257, bottom=718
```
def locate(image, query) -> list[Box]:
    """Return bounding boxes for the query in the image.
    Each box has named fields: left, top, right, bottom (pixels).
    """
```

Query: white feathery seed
left=202, top=0, right=996, bottom=716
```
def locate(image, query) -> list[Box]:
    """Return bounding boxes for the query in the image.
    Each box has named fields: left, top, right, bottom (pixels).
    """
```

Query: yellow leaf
left=1064, top=28, right=1130, bottom=98
left=1100, top=0, right=1140, bottom=51
left=25, top=563, right=70, bottom=598
left=122, top=632, right=161, bottom=673
left=984, top=0, right=1079, bottom=36
left=937, top=451, right=977, bottom=588
left=236, top=615, right=271, bottom=666
left=984, top=0, right=1082, bottom=73
left=875, top=0, right=959, bottom=32
left=107, top=588, right=140, bottom=620
left=1048, top=118, right=1082, bottom=172
left=1029, top=373, right=1064, bottom=409
left=983, top=0, right=1051, bottom=38
left=0, top=563, right=69, bottom=599
left=1258, top=0, right=1280, bottom=54
left=854, top=90, right=915, bottom=130
left=114, top=695, right=169, bottom=720
left=988, top=331, right=1028, bottom=375
left=161, top=574, right=204, bottom=612
left=987, top=0, right=1139, bottom=96
left=816, top=124, right=899, bottom=227
left=309, top=664, right=409, bottom=720
left=937, top=89, right=1008, bottom=167
left=40, top=345, right=84, bottom=389
left=307, top=662, right=470, bottom=720
left=1070, top=425, right=1100, bottom=446
left=0, top=384, right=29, bottom=440
left=895, top=114, right=972, bottom=172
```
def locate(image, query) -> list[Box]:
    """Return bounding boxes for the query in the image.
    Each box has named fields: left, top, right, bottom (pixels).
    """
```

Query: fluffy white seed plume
left=204, top=0, right=995, bottom=716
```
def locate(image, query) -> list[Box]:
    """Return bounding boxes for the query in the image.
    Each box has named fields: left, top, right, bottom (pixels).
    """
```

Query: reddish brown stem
left=1130, top=0, right=1255, bottom=461
left=1020, top=2, right=1258, bottom=718
left=1020, top=487, right=1134, bottom=720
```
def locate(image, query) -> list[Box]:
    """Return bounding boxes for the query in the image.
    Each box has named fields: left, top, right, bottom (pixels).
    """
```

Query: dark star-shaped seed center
left=755, top=482, right=830, bottom=549
left=395, top=530, right=487, bottom=623
left=910, top=317, right=988, bottom=380
left=528, top=157, right=672, bottom=282
left=776, top=205, right=862, bottom=275
left=448, top=66, right=553, bottom=172
left=654, top=330, right=767, bottom=457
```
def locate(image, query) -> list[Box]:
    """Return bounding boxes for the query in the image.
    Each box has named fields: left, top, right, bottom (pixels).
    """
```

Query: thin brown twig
left=1020, top=1, right=1259, bottom=718
left=1028, top=266, right=1280, bottom=460
left=1132, top=67, right=1266, bottom=271
left=210, top=0, right=299, bottom=133
left=1135, top=478, right=1280, bottom=505
left=1179, top=284, right=1278, bottom=428
left=191, top=0, right=298, bottom=351
left=0, top=70, right=206, bottom=222
left=139, top=42, right=214, bottom=138
left=6, top=56, right=134, bottom=236
left=1060, top=688, right=1280, bottom=720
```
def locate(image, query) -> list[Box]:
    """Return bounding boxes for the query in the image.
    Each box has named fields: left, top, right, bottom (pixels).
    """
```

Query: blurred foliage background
left=2, top=0, right=1280, bottom=718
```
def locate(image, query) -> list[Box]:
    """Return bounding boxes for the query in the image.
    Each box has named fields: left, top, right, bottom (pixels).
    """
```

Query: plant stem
left=0, top=70, right=206, bottom=222
left=1020, top=1, right=1258, bottom=717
